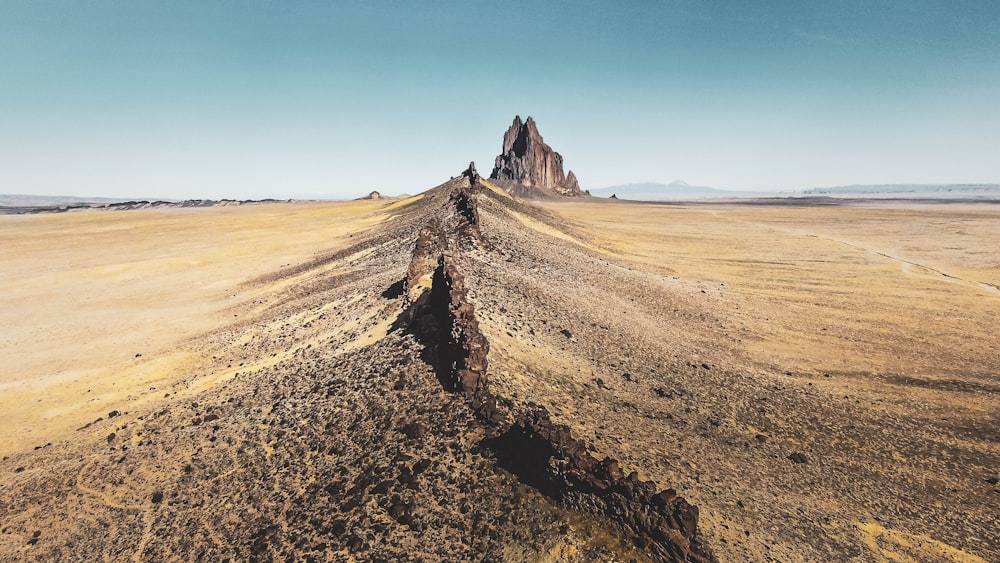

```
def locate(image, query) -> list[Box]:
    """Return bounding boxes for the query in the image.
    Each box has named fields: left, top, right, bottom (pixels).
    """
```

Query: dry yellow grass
left=535, top=198, right=1000, bottom=561
left=0, top=201, right=389, bottom=455
left=543, top=200, right=1000, bottom=382
left=2, top=192, right=997, bottom=561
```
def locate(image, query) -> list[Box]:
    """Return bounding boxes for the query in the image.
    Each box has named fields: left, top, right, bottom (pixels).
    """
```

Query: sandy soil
left=0, top=189, right=997, bottom=561
left=521, top=199, right=1000, bottom=561
left=0, top=201, right=386, bottom=456
left=542, top=200, right=1000, bottom=389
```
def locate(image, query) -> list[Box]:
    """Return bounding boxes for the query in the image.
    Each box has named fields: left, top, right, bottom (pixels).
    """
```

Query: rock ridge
left=400, top=171, right=714, bottom=561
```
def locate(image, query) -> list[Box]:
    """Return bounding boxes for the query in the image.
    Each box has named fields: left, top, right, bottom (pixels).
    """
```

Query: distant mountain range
left=589, top=182, right=1000, bottom=201
left=589, top=181, right=782, bottom=200
left=0, top=194, right=290, bottom=215
left=0, top=194, right=133, bottom=207
left=6, top=182, right=1000, bottom=210
left=589, top=181, right=727, bottom=199
left=801, top=184, right=1000, bottom=196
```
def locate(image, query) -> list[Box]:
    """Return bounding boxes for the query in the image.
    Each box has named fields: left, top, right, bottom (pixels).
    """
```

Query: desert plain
left=0, top=186, right=997, bottom=561
left=0, top=201, right=388, bottom=455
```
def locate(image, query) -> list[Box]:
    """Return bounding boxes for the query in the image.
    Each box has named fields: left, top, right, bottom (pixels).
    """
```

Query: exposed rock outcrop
left=400, top=178, right=714, bottom=562
left=463, top=162, right=479, bottom=181
left=490, top=116, right=586, bottom=198
left=488, top=407, right=709, bottom=562
left=404, top=220, right=446, bottom=303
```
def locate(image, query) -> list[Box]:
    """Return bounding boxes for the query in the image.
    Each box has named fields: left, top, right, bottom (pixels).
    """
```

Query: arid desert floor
left=0, top=201, right=388, bottom=454
left=1, top=189, right=997, bottom=561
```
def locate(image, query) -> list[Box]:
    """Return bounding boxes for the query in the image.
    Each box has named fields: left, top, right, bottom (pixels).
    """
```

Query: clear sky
left=2, top=1, right=998, bottom=198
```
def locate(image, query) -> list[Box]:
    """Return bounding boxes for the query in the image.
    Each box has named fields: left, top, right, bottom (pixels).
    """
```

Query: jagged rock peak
left=564, top=170, right=580, bottom=194
left=490, top=116, right=586, bottom=198
left=463, top=161, right=479, bottom=181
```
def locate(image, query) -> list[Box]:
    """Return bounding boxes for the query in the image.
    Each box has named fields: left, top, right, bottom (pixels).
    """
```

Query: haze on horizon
left=1, top=1, right=998, bottom=200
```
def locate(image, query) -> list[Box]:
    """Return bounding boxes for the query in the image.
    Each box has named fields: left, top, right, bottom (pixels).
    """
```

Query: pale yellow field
left=0, top=201, right=387, bottom=456
left=543, top=201, right=1000, bottom=384
left=536, top=199, right=1000, bottom=562
left=1, top=190, right=997, bottom=561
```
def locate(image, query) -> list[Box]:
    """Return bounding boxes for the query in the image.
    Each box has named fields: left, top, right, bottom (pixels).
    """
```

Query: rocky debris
left=463, top=162, right=479, bottom=181
left=404, top=220, right=446, bottom=303
left=402, top=178, right=484, bottom=305
left=490, top=406, right=713, bottom=562
left=448, top=187, right=483, bottom=247
left=788, top=452, right=808, bottom=464
left=4, top=169, right=995, bottom=561
left=399, top=179, right=714, bottom=561
left=430, top=252, right=491, bottom=401
left=1, top=179, right=643, bottom=560
left=404, top=173, right=1000, bottom=560
left=490, top=116, right=586, bottom=198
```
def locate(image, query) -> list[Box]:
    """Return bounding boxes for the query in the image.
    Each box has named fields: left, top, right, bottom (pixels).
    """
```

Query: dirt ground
left=0, top=201, right=386, bottom=456
left=0, top=192, right=997, bottom=561
left=528, top=198, right=1000, bottom=562
left=543, top=200, right=1000, bottom=383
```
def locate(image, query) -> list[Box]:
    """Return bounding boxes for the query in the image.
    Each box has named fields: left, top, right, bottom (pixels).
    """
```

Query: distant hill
left=802, top=184, right=1000, bottom=197
left=589, top=182, right=1000, bottom=201
left=0, top=194, right=132, bottom=207
left=589, top=181, right=736, bottom=200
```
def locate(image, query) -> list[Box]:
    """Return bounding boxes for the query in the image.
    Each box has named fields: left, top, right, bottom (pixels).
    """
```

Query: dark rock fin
left=396, top=178, right=714, bottom=562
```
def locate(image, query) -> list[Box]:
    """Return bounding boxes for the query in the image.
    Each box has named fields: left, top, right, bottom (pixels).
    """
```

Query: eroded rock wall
left=402, top=175, right=714, bottom=562
left=490, top=116, right=585, bottom=198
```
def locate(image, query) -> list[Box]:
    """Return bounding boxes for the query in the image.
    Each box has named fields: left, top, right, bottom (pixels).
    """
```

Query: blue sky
left=1, top=1, right=998, bottom=198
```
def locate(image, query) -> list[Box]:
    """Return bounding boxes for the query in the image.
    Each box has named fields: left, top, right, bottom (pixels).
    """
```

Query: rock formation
left=398, top=178, right=714, bottom=561
left=490, top=116, right=586, bottom=198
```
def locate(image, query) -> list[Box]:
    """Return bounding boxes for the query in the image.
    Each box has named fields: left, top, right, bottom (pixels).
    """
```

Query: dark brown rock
left=563, top=170, right=581, bottom=194
left=405, top=220, right=447, bottom=303
left=487, top=405, right=712, bottom=562
left=405, top=182, right=713, bottom=562
left=431, top=252, right=490, bottom=397
left=490, top=116, right=586, bottom=198
left=463, top=161, right=478, bottom=180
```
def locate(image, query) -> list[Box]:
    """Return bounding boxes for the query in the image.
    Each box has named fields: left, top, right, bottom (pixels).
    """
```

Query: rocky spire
left=490, top=116, right=586, bottom=197
left=564, top=170, right=580, bottom=194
